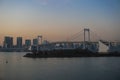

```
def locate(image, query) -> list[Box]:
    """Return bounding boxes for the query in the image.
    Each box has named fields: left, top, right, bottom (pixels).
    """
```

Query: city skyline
left=0, top=0, right=120, bottom=45
left=1, top=36, right=39, bottom=46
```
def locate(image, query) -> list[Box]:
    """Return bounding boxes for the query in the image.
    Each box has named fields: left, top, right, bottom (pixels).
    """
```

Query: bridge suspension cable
left=66, top=28, right=104, bottom=42
left=67, top=29, right=84, bottom=41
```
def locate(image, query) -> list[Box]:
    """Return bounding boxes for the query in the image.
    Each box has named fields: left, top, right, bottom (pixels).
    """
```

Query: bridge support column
left=84, top=28, right=90, bottom=49
left=84, top=28, right=90, bottom=42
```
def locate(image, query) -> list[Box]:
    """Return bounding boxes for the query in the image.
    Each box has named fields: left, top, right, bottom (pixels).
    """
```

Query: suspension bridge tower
left=84, top=28, right=90, bottom=42
left=83, top=28, right=91, bottom=49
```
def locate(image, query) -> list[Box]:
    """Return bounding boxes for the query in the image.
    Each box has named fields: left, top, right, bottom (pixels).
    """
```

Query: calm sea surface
left=0, top=52, right=120, bottom=80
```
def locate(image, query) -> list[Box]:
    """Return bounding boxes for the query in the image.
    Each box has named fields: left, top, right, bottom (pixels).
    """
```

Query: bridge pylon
left=84, top=28, right=90, bottom=42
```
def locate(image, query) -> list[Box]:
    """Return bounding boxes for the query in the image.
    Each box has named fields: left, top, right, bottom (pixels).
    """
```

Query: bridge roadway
left=50, top=41, right=98, bottom=45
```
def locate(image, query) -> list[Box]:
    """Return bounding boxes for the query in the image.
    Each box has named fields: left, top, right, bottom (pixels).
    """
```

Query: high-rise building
left=33, top=38, right=38, bottom=45
left=17, top=37, right=22, bottom=48
left=25, top=39, right=31, bottom=47
left=4, top=36, right=13, bottom=48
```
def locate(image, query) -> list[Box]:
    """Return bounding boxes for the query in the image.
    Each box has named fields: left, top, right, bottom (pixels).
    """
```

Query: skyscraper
left=33, top=38, right=38, bottom=46
left=4, top=36, right=13, bottom=48
left=17, top=37, right=22, bottom=48
left=25, top=39, right=31, bottom=47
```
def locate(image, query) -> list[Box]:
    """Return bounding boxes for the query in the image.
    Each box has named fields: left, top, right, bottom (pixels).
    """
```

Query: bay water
left=0, top=52, right=120, bottom=80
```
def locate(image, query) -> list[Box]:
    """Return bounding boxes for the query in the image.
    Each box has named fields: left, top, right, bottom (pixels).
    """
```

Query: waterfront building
left=17, top=37, right=22, bottom=48
left=33, top=38, right=38, bottom=46
left=38, top=35, right=42, bottom=45
left=98, top=40, right=109, bottom=53
left=3, top=36, right=13, bottom=48
left=25, top=39, right=31, bottom=47
left=98, top=40, right=120, bottom=53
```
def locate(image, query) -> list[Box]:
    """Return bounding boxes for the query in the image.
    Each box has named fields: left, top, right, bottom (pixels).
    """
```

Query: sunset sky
left=0, top=0, right=120, bottom=45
